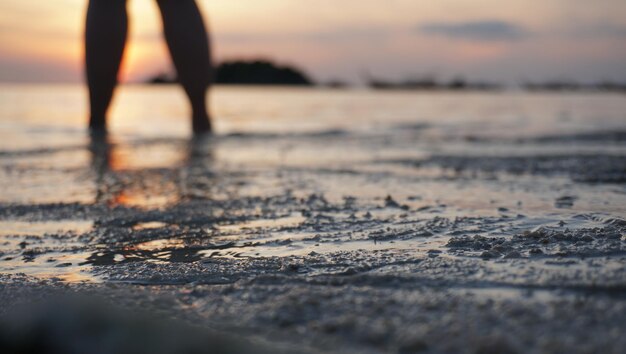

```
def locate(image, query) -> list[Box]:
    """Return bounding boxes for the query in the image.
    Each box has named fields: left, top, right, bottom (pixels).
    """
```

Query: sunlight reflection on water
left=0, top=85, right=625, bottom=282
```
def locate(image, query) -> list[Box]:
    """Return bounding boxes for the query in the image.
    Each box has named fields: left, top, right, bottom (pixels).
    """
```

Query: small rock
left=481, top=250, right=502, bottom=259
left=504, top=251, right=522, bottom=259
left=529, top=248, right=544, bottom=255
left=555, top=195, right=577, bottom=209
left=385, top=195, right=400, bottom=208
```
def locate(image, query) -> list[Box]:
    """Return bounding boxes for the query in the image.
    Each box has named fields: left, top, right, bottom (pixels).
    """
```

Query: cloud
left=215, top=26, right=393, bottom=44
left=141, top=27, right=391, bottom=47
left=418, top=20, right=529, bottom=41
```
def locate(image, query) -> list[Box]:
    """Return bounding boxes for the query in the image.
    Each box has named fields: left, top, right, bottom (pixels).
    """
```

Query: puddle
left=131, top=238, right=185, bottom=250
left=455, top=287, right=568, bottom=302
left=1, top=250, right=102, bottom=283
left=0, top=220, right=92, bottom=253
left=0, top=220, right=93, bottom=237
left=1, top=208, right=623, bottom=283
left=203, top=237, right=448, bottom=259
left=133, top=222, right=170, bottom=230
left=72, top=231, right=448, bottom=266
left=216, top=214, right=307, bottom=233
left=0, top=220, right=98, bottom=282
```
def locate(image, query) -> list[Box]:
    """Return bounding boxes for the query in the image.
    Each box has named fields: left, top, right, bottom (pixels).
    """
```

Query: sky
left=0, top=0, right=625, bottom=84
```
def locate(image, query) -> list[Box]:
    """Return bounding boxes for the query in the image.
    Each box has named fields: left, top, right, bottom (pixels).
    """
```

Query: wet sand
left=0, top=87, right=625, bottom=353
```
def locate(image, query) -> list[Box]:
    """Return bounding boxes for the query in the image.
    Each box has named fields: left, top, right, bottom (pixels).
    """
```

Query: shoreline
left=0, top=87, right=624, bottom=353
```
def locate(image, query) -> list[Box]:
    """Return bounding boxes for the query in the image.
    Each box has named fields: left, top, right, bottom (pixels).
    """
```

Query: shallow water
left=0, top=85, right=625, bottom=283
left=1, top=85, right=625, bottom=353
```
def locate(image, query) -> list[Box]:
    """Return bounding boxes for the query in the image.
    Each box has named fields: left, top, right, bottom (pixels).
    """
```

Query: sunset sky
left=0, top=0, right=625, bottom=83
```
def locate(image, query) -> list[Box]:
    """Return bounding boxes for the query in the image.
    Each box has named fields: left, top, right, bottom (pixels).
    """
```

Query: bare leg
left=156, top=0, right=212, bottom=134
left=85, top=0, right=128, bottom=132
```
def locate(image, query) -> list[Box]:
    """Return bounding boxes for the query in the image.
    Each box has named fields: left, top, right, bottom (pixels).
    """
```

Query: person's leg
left=85, top=0, right=128, bottom=132
left=156, top=0, right=212, bottom=134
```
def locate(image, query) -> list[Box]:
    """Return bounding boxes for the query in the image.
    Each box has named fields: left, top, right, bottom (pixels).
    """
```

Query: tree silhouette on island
left=146, top=59, right=626, bottom=93
left=147, top=59, right=313, bottom=86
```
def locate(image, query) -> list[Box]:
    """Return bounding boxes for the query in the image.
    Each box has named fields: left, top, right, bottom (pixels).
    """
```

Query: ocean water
left=2, top=84, right=626, bottom=145
left=0, top=85, right=625, bottom=281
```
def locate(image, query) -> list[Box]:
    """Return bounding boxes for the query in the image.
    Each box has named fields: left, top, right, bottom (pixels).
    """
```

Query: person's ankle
left=192, top=112, right=212, bottom=134
left=89, top=115, right=107, bottom=134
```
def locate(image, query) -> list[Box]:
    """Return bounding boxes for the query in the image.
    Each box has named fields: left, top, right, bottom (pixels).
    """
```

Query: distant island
left=147, top=59, right=313, bottom=86
left=145, top=60, right=626, bottom=93
left=367, top=77, right=626, bottom=93
left=522, top=81, right=626, bottom=93
left=367, top=76, right=501, bottom=91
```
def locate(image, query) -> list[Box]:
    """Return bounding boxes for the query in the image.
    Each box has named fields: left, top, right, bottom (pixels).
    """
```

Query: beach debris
left=555, top=196, right=578, bottom=209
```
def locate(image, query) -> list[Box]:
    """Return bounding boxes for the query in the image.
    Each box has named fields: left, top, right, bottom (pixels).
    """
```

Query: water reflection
left=88, top=131, right=113, bottom=205
left=84, top=247, right=204, bottom=265
left=88, top=133, right=215, bottom=207
left=82, top=239, right=239, bottom=266
left=83, top=133, right=220, bottom=266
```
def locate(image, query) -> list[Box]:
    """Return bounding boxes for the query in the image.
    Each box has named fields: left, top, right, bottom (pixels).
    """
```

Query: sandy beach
left=0, top=86, right=625, bottom=353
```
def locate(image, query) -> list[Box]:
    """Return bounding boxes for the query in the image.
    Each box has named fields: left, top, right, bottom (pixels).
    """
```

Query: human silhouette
left=85, top=0, right=212, bottom=134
